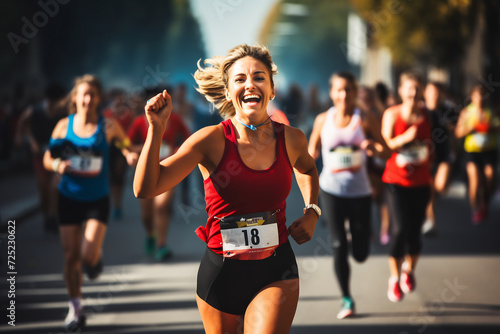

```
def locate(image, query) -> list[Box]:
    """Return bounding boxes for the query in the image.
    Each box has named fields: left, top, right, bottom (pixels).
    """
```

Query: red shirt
left=103, top=108, right=134, bottom=131
left=128, top=113, right=190, bottom=150
left=196, top=119, right=293, bottom=255
left=382, top=105, right=432, bottom=187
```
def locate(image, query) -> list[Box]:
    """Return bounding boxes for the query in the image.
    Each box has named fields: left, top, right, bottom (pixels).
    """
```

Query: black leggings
left=385, top=184, right=431, bottom=259
left=320, top=190, right=372, bottom=298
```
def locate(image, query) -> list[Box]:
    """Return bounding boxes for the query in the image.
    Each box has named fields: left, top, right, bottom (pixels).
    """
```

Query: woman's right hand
left=145, top=90, right=172, bottom=131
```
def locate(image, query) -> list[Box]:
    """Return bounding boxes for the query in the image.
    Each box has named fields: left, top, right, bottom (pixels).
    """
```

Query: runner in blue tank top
left=43, top=75, right=138, bottom=332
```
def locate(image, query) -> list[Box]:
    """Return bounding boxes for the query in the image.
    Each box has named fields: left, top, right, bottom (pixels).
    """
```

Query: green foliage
left=351, top=0, right=478, bottom=66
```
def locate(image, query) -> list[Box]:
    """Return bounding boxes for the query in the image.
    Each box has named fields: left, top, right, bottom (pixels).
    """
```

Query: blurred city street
left=1, top=168, right=499, bottom=334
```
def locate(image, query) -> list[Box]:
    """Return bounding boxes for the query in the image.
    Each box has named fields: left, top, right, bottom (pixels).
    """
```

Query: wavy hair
left=194, top=44, right=278, bottom=119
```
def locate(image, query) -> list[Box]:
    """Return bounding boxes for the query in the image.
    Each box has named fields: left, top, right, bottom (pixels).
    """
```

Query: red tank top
left=195, top=119, right=293, bottom=255
left=382, top=105, right=432, bottom=187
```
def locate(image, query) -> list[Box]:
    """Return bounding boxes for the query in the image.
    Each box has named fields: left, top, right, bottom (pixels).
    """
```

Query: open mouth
left=242, top=94, right=262, bottom=104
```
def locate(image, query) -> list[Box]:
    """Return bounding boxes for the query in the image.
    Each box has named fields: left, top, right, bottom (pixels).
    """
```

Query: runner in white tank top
left=319, top=106, right=372, bottom=197
left=309, top=71, right=388, bottom=320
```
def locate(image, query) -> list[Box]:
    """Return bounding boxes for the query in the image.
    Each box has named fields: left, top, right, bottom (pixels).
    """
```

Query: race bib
left=219, top=211, right=279, bottom=260
left=396, top=145, right=428, bottom=167
left=69, top=155, right=102, bottom=177
left=472, top=133, right=488, bottom=148
left=326, top=146, right=363, bottom=173
left=159, top=142, right=172, bottom=160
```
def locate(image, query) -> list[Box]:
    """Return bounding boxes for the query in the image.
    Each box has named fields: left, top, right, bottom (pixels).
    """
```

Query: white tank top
left=319, top=107, right=372, bottom=197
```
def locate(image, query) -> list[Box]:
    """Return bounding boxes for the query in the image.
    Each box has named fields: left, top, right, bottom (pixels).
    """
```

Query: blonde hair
left=68, top=74, right=103, bottom=114
left=194, top=44, right=277, bottom=119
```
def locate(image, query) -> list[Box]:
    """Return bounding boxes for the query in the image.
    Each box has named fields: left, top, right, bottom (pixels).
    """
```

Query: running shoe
left=84, top=258, right=103, bottom=280
left=155, top=246, right=172, bottom=261
left=472, top=204, right=487, bottom=225
left=144, top=236, right=156, bottom=256
left=421, top=219, right=436, bottom=235
left=337, top=296, right=355, bottom=319
left=64, top=302, right=86, bottom=332
left=387, top=277, right=404, bottom=302
left=400, top=271, right=416, bottom=293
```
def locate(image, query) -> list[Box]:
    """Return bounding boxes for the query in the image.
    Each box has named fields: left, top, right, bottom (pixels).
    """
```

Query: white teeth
left=242, top=94, right=261, bottom=102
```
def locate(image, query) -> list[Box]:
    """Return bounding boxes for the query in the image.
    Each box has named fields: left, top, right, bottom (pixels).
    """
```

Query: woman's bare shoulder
left=51, top=117, right=69, bottom=139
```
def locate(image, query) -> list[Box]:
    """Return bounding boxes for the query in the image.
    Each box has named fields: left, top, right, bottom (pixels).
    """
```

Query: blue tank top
left=53, top=114, right=110, bottom=201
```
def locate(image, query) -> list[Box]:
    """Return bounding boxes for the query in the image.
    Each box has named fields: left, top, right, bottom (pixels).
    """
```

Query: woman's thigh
left=244, top=278, right=299, bottom=334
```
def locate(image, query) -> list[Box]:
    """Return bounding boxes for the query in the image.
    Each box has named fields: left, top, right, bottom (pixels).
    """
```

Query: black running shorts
left=464, top=150, right=498, bottom=169
left=58, top=192, right=110, bottom=226
left=196, top=240, right=299, bottom=315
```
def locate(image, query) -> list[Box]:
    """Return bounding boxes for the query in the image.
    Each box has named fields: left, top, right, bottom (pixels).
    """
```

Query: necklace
left=235, top=116, right=271, bottom=131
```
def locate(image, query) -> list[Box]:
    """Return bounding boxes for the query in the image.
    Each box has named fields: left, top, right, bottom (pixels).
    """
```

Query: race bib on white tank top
left=326, top=146, right=363, bottom=173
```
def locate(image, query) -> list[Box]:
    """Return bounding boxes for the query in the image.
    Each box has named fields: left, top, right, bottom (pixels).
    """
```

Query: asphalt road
left=0, top=169, right=499, bottom=334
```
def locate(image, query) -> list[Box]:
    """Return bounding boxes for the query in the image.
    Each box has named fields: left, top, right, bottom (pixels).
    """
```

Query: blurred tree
left=351, top=0, right=500, bottom=102
left=351, top=0, right=478, bottom=66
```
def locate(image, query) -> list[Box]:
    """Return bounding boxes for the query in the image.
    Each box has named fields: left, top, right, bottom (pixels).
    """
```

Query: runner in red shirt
left=133, top=44, right=319, bottom=333
left=102, top=89, right=135, bottom=220
left=128, top=110, right=190, bottom=261
left=381, top=71, right=432, bottom=303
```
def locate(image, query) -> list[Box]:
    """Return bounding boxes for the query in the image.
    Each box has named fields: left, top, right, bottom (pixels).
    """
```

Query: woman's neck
left=335, top=104, right=354, bottom=116
left=231, top=116, right=273, bottom=142
left=75, top=109, right=98, bottom=124
left=334, top=105, right=354, bottom=128
left=401, top=101, right=420, bottom=119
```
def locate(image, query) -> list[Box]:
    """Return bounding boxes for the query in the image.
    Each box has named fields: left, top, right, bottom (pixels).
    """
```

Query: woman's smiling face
left=73, top=82, right=101, bottom=114
left=225, top=56, right=275, bottom=119
left=330, top=76, right=357, bottom=111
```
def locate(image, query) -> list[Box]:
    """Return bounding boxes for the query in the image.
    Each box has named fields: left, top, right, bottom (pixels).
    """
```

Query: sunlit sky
left=190, top=0, right=280, bottom=57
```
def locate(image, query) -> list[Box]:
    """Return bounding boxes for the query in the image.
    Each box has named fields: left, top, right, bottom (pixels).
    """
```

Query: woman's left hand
left=288, top=210, right=318, bottom=245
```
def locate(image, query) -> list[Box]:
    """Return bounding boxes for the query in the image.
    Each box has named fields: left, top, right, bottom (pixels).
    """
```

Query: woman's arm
left=363, top=111, right=392, bottom=159
left=133, top=91, right=206, bottom=198
left=286, top=127, right=319, bottom=245
left=307, top=112, right=326, bottom=160
left=43, top=118, right=71, bottom=174
left=381, top=108, right=417, bottom=150
left=105, top=117, right=139, bottom=166
left=454, top=107, right=473, bottom=138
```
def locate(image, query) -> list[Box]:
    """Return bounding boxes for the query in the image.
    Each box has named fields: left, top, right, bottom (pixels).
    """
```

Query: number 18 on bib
left=219, top=211, right=279, bottom=260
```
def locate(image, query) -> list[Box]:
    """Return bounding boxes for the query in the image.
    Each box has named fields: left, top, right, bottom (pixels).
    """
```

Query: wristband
left=52, top=158, right=62, bottom=173
left=303, top=204, right=321, bottom=218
